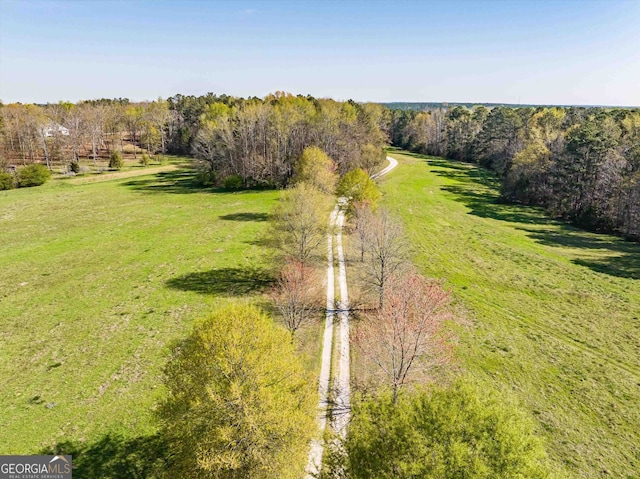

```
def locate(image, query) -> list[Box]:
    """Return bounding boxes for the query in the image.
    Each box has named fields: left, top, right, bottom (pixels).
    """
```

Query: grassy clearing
left=0, top=164, right=290, bottom=454
left=64, top=163, right=180, bottom=185
left=380, top=150, right=640, bottom=478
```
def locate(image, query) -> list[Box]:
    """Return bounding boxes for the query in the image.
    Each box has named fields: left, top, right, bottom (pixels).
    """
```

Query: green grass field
left=0, top=162, right=283, bottom=454
left=380, top=150, right=640, bottom=478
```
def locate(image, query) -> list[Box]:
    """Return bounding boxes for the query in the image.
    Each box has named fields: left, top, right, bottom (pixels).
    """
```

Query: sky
left=0, top=0, right=639, bottom=106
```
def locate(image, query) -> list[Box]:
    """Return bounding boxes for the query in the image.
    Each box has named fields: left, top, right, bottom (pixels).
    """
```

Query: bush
left=0, top=172, right=14, bottom=190
left=343, top=382, right=555, bottom=478
left=69, top=161, right=81, bottom=174
left=195, top=166, right=217, bottom=186
left=159, top=304, right=316, bottom=479
left=139, top=153, right=150, bottom=167
left=17, top=164, right=51, bottom=187
left=109, top=151, right=124, bottom=170
left=223, top=174, right=243, bottom=190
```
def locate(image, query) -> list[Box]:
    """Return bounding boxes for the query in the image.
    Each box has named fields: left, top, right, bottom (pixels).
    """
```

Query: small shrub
left=196, top=168, right=217, bottom=186
left=109, top=151, right=124, bottom=170
left=69, top=161, right=81, bottom=174
left=224, top=174, right=243, bottom=190
left=139, top=153, right=150, bottom=167
left=0, top=172, right=14, bottom=190
left=17, top=164, right=51, bottom=187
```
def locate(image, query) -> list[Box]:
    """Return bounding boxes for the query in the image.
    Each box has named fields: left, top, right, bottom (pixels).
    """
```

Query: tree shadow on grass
left=418, top=154, right=640, bottom=280
left=41, top=433, right=168, bottom=479
left=166, top=267, right=275, bottom=296
left=122, top=166, right=278, bottom=196
left=440, top=183, right=552, bottom=226
left=572, top=256, right=640, bottom=280
left=219, top=212, right=271, bottom=222
left=518, top=227, right=640, bottom=280
left=122, top=167, right=214, bottom=195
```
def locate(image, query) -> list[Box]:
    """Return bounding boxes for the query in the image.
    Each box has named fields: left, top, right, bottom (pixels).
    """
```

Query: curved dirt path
left=371, top=155, right=399, bottom=179
left=306, top=156, right=398, bottom=476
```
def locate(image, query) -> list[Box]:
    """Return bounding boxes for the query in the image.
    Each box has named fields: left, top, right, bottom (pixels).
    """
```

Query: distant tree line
left=390, top=106, right=640, bottom=240
left=3, top=95, right=638, bottom=242
left=0, top=92, right=387, bottom=188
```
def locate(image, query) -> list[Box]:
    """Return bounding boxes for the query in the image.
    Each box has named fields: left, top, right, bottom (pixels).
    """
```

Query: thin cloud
left=241, top=8, right=257, bottom=15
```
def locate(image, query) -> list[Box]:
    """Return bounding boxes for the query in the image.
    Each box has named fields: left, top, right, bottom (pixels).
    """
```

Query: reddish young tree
left=353, top=269, right=452, bottom=402
left=271, top=259, right=319, bottom=339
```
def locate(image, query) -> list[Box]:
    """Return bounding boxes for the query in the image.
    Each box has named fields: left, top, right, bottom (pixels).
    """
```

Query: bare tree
left=125, top=105, right=143, bottom=159
left=147, top=99, right=171, bottom=155
left=83, top=103, right=106, bottom=165
left=271, top=259, right=319, bottom=339
left=271, top=182, right=332, bottom=264
left=360, top=209, right=408, bottom=308
left=353, top=201, right=375, bottom=262
left=60, top=103, right=85, bottom=163
left=353, top=269, right=451, bottom=402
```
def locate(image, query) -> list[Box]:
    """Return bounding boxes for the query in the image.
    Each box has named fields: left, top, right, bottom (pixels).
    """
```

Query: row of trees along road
left=391, top=105, right=640, bottom=241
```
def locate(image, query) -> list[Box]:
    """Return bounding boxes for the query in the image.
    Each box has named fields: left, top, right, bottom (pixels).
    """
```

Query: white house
left=43, top=123, right=69, bottom=138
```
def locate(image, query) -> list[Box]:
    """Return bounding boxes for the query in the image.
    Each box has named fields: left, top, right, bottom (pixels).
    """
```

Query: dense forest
left=390, top=105, right=640, bottom=240
left=0, top=93, right=387, bottom=188
left=1, top=96, right=639, bottom=240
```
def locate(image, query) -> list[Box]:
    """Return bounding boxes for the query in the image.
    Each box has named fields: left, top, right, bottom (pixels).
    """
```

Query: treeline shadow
left=166, top=266, right=275, bottom=296
left=422, top=156, right=640, bottom=280
left=41, top=433, right=168, bottom=479
left=122, top=167, right=212, bottom=195
left=219, top=212, right=271, bottom=222
left=122, top=167, right=279, bottom=196
left=519, top=227, right=640, bottom=280
left=573, top=255, right=640, bottom=280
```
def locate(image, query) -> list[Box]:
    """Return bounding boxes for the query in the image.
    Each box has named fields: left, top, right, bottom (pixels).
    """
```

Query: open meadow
left=381, top=150, right=640, bottom=478
left=0, top=162, right=289, bottom=455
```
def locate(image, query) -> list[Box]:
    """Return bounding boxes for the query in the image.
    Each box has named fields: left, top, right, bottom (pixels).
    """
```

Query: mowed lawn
left=381, top=151, right=640, bottom=478
left=0, top=164, right=280, bottom=453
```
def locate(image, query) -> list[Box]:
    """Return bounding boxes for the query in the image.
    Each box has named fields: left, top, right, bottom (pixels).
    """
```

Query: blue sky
left=1, top=0, right=638, bottom=105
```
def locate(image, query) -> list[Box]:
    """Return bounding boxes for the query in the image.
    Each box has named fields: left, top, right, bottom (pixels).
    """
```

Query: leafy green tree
left=336, top=168, right=381, bottom=212
left=475, top=106, right=526, bottom=175
left=502, top=140, right=552, bottom=205
left=358, top=143, right=386, bottom=175
left=109, top=150, right=124, bottom=170
left=344, top=382, right=556, bottom=479
left=223, top=174, right=243, bottom=190
left=17, top=164, right=50, bottom=187
left=291, top=146, right=337, bottom=194
left=271, top=182, right=332, bottom=263
left=0, top=172, right=14, bottom=190
left=159, top=304, right=316, bottom=479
